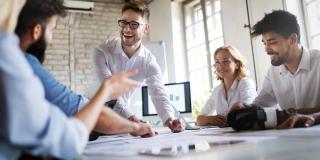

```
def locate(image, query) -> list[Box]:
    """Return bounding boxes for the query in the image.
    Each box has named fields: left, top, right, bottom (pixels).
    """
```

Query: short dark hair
left=15, top=0, right=66, bottom=37
left=122, top=0, right=150, bottom=21
left=251, top=10, right=300, bottom=42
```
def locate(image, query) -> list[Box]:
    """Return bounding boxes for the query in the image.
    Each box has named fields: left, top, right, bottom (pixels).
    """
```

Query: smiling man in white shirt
left=92, top=0, right=185, bottom=132
left=231, top=10, right=320, bottom=129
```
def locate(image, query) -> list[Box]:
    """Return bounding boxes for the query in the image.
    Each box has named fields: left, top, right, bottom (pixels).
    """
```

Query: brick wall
left=45, top=1, right=126, bottom=95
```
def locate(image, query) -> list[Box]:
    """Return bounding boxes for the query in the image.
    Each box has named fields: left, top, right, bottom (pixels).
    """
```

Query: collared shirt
left=92, top=38, right=175, bottom=122
left=25, top=53, right=89, bottom=116
left=0, top=32, right=88, bottom=159
left=201, top=77, right=257, bottom=116
left=253, top=48, right=320, bottom=110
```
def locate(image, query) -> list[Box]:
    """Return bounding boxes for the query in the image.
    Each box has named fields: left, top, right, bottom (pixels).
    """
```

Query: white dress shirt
left=253, top=48, right=320, bottom=110
left=201, top=77, right=257, bottom=116
left=92, top=38, right=175, bottom=123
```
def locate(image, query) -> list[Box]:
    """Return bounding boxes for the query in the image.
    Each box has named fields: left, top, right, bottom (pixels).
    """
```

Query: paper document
left=83, top=127, right=276, bottom=156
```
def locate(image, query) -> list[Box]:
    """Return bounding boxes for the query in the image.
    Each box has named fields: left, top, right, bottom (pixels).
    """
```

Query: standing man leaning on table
left=231, top=10, right=320, bottom=129
left=0, top=0, right=152, bottom=159
left=92, top=0, right=185, bottom=132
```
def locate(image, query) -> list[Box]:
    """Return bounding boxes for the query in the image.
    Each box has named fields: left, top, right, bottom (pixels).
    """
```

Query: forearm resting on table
left=277, top=108, right=320, bottom=126
left=197, top=115, right=227, bottom=126
left=197, top=115, right=214, bottom=126
left=94, top=107, right=139, bottom=134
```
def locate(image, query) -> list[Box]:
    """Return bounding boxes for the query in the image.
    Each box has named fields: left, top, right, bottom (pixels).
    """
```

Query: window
left=183, top=0, right=224, bottom=106
left=303, top=0, right=320, bottom=49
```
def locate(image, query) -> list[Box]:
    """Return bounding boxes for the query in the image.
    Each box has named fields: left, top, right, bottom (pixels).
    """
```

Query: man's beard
left=26, top=33, right=47, bottom=64
left=268, top=52, right=288, bottom=66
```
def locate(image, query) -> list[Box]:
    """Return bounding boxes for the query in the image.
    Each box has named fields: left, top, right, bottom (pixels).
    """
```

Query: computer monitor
left=142, top=82, right=192, bottom=123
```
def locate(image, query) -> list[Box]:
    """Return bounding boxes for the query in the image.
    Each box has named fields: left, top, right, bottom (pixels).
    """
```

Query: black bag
left=227, top=107, right=267, bottom=131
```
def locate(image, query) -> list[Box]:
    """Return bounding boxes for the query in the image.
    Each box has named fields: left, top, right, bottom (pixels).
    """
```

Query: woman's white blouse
left=200, top=77, right=257, bottom=116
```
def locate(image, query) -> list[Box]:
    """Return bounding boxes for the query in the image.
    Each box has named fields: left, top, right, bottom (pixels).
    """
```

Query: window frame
left=301, top=0, right=320, bottom=49
left=183, top=0, right=224, bottom=98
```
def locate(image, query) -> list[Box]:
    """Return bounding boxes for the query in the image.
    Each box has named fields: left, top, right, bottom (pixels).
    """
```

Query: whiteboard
left=144, top=41, right=168, bottom=82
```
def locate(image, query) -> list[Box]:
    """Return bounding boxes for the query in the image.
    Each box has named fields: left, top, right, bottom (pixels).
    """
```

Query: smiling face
left=214, top=50, right=238, bottom=80
left=119, top=9, right=149, bottom=48
left=262, top=31, right=293, bottom=66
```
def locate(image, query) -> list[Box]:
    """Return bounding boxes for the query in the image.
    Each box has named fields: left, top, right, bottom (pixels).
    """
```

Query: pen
left=171, top=104, right=200, bottom=130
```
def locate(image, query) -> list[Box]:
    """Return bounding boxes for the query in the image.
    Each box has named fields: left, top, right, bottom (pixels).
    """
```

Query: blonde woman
left=197, top=45, right=257, bottom=126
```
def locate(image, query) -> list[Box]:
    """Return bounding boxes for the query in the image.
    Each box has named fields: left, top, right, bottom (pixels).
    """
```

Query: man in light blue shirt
left=0, top=30, right=148, bottom=159
left=16, top=0, right=88, bottom=117
left=0, top=26, right=89, bottom=160
left=24, top=53, right=89, bottom=116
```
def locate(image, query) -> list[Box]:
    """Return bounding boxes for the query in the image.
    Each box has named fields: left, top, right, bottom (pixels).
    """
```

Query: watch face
left=105, top=99, right=117, bottom=108
left=287, top=108, right=297, bottom=115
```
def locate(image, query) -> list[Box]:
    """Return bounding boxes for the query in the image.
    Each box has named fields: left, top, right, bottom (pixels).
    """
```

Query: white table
left=82, top=125, right=320, bottom=160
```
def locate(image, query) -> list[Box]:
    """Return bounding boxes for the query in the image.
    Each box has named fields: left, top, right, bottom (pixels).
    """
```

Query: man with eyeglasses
left=92, top=0, right=185, bottom=133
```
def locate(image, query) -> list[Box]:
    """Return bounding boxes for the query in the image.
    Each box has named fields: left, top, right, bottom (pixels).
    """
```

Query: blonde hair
left=213, top=45, right=249, bottom=81
left=0, top=0, right=25, bottom=32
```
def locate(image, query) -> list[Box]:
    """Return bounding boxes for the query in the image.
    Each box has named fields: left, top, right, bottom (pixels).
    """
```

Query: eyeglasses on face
left=213, top=60, right=234, bottom=67
left=118, top=20, right=143, bottom=29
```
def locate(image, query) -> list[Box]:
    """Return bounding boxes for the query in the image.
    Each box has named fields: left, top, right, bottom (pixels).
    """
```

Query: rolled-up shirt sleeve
left=0, top=32, right=88, bottom=159
left=77, top=95, right=90, bottom=111
left=253, top=69, right=278, bottom=108
left=25, top=54, right=84, bottom=116
left=112, top=97, right=133, bottom=118
left=145, top=57, right=175, bottom=123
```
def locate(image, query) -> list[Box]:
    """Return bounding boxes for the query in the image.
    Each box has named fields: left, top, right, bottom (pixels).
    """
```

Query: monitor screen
left=142, top=82, right=192, bottom=116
